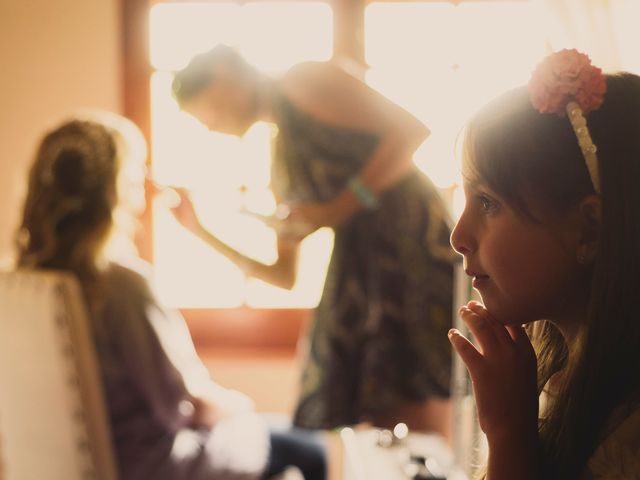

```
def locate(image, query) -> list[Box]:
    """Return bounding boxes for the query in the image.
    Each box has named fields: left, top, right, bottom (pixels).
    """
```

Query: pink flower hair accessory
left=528, top=48, right=606, bottom=116
left=528, top=49, right=606, bottom=193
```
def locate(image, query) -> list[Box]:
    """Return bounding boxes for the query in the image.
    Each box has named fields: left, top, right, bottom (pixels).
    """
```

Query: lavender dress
left=90, top=262, right=269, bottom=480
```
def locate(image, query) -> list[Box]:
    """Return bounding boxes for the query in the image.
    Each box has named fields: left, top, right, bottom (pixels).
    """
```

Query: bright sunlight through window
left=150, top=2, right=334, bottom=308
left=149, top=1, right=547, bottom=308
left=366, top=1, right=547, bottom=190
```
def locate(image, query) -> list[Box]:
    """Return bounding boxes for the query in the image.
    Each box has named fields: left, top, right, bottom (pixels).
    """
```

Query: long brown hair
left=16, top=114, right=146, bottom=311
left=463, top=73, right=640, bottom=478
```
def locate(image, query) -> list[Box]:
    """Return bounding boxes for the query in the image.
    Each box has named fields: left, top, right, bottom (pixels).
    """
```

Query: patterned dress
left=271, top=94, right=456, bottom=429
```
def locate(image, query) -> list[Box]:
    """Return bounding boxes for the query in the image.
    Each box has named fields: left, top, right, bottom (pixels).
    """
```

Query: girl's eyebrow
left=463, top=179, right=503, bottom=202
left=461, top=177, right=487, bottom=192
left=460, top=168, right=483, bottom=188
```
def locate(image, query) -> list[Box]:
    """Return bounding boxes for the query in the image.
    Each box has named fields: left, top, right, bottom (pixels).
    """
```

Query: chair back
left=0, top=269, right=118, bottom=480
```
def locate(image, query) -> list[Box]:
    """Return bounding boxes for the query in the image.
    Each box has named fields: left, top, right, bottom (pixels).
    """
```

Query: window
left=365, top=1, right=547, bottom=191
left=149, top=2, right=334, bottom=308
left=146, top=0, right=547, bottom=309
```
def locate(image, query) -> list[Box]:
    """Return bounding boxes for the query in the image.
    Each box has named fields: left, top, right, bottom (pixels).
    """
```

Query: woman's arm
left=280, top=62, right=429, bottom=227
left=282, top=61, right=429, bottom=193
left=193, top=221, right=300, bottom=290
left=282, top=134, right=425, bottom=229
left=170, top=188, right=301, bottom=290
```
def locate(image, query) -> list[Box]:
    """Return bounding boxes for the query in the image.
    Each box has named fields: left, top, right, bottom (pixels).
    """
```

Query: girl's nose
left=450, top=215, right=473, bottom=256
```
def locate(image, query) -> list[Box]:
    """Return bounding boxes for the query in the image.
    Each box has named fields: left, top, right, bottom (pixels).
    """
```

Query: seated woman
left=15, top=111, right=326, bottom=480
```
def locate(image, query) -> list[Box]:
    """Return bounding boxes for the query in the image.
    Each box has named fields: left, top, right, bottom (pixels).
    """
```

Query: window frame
left=121, top=0, right=356, bottom=351
left=120, top=0, right=526, bottom=351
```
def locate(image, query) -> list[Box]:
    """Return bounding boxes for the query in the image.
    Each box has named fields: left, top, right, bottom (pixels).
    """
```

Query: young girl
left=16, top=112, right=326, bottom=480
left=449, top=50, right=640, bottom=479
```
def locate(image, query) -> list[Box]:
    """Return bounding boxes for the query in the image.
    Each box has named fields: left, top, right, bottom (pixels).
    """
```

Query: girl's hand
left=449, top=301, right=538, bottom=443
left=168, top=187, right=201, bottom=234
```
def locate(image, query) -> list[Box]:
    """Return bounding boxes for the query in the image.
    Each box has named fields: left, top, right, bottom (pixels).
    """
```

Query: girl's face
left=450, top=176, right=586, bottom=326
left=118, top=152, right=147, bottom=216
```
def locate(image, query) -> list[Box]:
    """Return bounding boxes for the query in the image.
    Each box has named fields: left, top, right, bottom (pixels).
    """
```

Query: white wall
left=0, top=0, right=121, bottom=261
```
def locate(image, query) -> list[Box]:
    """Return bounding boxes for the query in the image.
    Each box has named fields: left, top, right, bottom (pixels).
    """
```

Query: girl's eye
left=477, top=194, right=499, bottom=213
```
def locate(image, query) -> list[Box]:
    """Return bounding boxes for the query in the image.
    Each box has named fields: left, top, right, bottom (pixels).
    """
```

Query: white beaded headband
left=528, top=49, right=607, bottom=194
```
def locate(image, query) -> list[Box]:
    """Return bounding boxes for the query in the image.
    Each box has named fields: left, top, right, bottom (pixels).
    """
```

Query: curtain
left=539, top=0, right=640, bottom=73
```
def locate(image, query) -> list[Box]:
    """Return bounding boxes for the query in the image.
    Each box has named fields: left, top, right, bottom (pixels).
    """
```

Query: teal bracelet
left=348, top=177, right=379, bottom=209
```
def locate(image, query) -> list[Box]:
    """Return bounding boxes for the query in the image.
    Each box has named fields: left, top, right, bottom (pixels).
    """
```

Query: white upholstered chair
left=0, top=269, right=117, bottom=480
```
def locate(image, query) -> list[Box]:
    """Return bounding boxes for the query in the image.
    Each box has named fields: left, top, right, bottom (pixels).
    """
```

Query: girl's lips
left=472, top=275, right=490, bottom=289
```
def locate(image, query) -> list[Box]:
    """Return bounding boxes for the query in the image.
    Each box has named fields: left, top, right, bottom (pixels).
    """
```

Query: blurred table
left=340, top=427, right=468, bottom=480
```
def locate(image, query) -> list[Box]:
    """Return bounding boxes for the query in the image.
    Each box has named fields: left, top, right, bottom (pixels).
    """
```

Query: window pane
left=149, top=2, right=333, bottom=308
left=365, top=1, right=547, bottom=189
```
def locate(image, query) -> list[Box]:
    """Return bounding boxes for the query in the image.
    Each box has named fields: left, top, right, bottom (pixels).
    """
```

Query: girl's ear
left=576, top=195, right=602, bottom=265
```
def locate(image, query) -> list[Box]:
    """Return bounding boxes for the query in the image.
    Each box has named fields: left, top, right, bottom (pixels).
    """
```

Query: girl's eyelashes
left=461, top=181, right=501, bottom=214
left=476, top=193, right=500, bottom=214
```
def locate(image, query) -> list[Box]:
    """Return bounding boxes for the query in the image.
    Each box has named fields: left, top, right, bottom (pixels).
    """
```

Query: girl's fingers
left=505, top=324, right=535, bottom=355
left=466, top=301, right=512, bottom=344
left=459, top=306, right=499, bottom=354
left=448, top=329, right=483, bottom=377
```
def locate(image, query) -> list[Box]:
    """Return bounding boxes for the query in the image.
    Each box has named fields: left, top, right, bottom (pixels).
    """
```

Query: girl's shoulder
left=582, top=401, right=640, bottom=479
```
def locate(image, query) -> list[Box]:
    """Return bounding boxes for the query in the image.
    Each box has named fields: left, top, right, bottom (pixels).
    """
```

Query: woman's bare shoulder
left=282, top=60, right=351, bottom=93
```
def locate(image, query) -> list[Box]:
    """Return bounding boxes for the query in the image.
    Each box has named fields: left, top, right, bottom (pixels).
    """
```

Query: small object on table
left=406, top=454, right=447, bottom=479
left=376, top=429, right=395, bottom=448
left=376, top=422, right=409, bottom=448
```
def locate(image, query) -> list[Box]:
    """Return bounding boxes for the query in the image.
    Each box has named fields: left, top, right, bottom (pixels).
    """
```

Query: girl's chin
left=480, top=301, right=537, bottom=327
